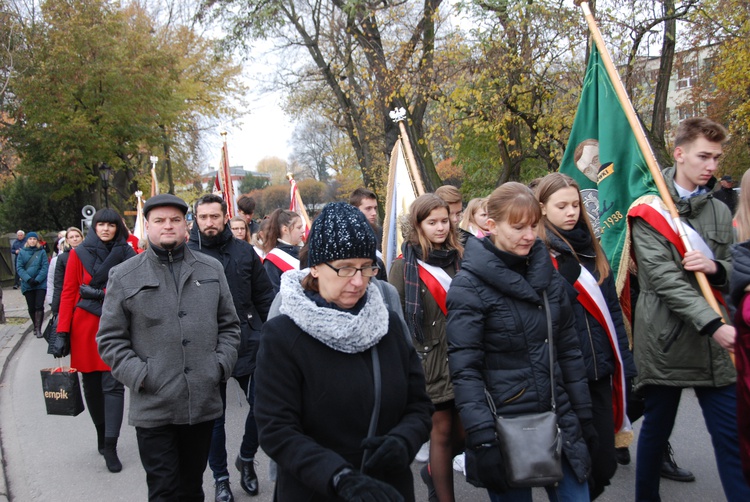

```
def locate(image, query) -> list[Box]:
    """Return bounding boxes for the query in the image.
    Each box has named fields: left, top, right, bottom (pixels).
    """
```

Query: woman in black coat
left=447, top=183, right=594, bottom=502
left=261, top=208, right=304, bottom=293
left=535, top=173, right=637, bottom=499
left=255, top=203, right=432, bottom=502
left=50, top=227, right=84, bottom=315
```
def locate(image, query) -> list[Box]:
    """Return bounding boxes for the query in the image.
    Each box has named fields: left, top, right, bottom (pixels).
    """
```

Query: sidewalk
left=0, top=287, right=34, bottom=502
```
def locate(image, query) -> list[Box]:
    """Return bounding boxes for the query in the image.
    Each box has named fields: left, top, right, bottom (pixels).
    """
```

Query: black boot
left=95, top=423, right=106, bottom=454
left=615, top=447, right=631, bottom=465
left=103, top=437, right=122, bottom=473
left=34, top=310, right=44, bottom=338
left=660, top=441, right=695, bottom=482
left=214, top=479, right=234, bottom=502
left=235, top=456, right=259, bottom=496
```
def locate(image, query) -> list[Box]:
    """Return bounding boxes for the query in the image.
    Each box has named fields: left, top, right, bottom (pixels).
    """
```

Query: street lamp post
left=99, top=163, right=113, bottom=208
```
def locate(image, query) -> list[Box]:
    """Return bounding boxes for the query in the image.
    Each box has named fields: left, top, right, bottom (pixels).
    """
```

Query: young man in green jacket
left=629, top=117, right=749, bottom=501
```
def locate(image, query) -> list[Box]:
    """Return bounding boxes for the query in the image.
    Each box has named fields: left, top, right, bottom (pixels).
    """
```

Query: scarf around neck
left=402, top=242, right=458, bottom=343
left=279, top=269, right=389, bottom=354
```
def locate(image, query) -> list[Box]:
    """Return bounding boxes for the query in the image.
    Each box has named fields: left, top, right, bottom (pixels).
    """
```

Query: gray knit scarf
left=279, top=269, right=389, bottom=353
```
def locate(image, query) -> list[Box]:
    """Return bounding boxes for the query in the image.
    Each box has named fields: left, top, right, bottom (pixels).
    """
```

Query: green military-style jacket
left=631, top=166, right=735, bottom=390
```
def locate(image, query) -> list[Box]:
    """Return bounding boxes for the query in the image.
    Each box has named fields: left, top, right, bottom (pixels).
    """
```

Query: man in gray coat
left=98, top=194, right=240, bottom=501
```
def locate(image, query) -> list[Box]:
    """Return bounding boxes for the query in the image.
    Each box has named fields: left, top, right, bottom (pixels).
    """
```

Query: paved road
left=0, top=286, right=732, bottom=501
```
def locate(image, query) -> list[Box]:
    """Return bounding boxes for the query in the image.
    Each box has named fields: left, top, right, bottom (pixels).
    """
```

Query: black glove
left=465, top=444, right=509, bottom=493
left=48, top=332, right=70, bottom=358
left=580, top=419, right=599, bottom=458
left=334, top=470, right=404, bottom=502
left=28, top=279, right=38, bottom=286
left=79, top=284, right=105, bottom=301
left=361, top=435, right=410, bottom=474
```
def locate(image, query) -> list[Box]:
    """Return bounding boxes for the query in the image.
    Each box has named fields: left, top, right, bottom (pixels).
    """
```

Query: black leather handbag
left=487, top=290, right=563, bottom=488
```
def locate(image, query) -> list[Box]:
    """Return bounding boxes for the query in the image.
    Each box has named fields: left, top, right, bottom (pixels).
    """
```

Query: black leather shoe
left=660, top=442, right=695, bottom=482
left=215, top=480, right=234, bottom=502
left=615, top=447, right=631, bottom=465
left=235, top=456, right=259, bottom=496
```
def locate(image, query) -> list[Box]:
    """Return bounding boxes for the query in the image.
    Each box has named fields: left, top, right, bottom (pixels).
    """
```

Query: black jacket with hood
left=447, top=237, right=592, bottom=481
left=188, top=223, right=275, bottom=376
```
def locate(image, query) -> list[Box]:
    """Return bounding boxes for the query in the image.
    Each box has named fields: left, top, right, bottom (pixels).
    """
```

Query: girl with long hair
left=458, top=197, right=489, bottom=241
left=447, top=182, right=593, bottom=501
left=51, top=209, right=136, bottom=473
left=390, top=193, right=464, bottom=502
left=230, top=215, right=253, bottom=243
left=262, top=209, right=304, bottom=293
left=535, top=173, right=636, bottom=499
left=50, top=227, right=84, bottom=316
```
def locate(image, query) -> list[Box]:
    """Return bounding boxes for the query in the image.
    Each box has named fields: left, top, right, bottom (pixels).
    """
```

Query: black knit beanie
left=307, top=202, right=377, bottom=267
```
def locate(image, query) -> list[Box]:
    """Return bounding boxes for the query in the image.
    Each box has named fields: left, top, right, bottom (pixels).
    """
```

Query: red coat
left=57, top=250, right=109, bottom=373
left=736, top=294, right=750, bottom=485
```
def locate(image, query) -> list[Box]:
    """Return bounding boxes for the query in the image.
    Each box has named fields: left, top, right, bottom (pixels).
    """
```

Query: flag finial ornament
left=389, top=107, right=407, bottom=122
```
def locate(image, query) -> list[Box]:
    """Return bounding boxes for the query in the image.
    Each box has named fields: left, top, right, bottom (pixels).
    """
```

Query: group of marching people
left=35, top=116, right=750, bottom=502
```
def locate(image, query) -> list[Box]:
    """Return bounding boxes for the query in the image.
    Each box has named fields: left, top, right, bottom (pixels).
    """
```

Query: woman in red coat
left=52, top=208, right=136, bottom=473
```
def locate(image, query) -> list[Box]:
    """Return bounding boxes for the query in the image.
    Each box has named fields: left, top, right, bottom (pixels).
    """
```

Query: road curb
left=0, top=320, right=34, bottom=502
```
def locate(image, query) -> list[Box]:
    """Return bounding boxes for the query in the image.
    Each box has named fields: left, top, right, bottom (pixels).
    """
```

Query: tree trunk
left=649, top=0, right=676, bottom=167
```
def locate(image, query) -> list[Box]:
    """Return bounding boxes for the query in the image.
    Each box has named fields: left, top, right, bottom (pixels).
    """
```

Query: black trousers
left=136, top=421, right=214, bottom=502
left=23, top=288, right=45, bottom=320
left=588, top=377, right=617, bottom=500
left=80, top=371, right=124, bottom=438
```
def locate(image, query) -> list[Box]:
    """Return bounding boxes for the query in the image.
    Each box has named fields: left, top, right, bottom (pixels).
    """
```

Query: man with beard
left=188, top=194, right=275, bottom=502
left=98, top=193, right=240, bottom=501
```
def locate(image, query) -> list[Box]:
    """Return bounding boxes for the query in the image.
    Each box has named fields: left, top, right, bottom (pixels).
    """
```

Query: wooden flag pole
left=286, top=173, right=311, bottom=230
left=576, top=1, right=728, bottom=325
left=389, top=107, right=425, bottom=196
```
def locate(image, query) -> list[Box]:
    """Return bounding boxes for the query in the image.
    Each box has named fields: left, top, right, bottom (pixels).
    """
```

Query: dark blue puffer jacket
left=447, top=237, right=592, bottom=482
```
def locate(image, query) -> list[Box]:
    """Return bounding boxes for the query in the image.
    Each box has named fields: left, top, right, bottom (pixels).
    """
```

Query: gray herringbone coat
left=97, top=245, right=240, bottom=428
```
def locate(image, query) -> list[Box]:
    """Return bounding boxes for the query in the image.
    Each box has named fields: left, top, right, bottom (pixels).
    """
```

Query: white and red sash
left=265, top=248, right=300, bottom=272
left=253, top=246, right=266, bottom=263
left=628, top=196, right=726, bottom=308
left=574, top=265, right=630, bottom=433
left=417, top=260, right=452, bottom=316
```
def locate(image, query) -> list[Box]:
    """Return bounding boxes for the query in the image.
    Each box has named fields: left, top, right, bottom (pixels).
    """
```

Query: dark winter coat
left=51, top=250, right=71, bottom=314
left=98, top=244, right=240, bottom=428
left=389, top=258, right=457, bottom=405
left=255, top=273, right=433, bottom=502
left=546, top=231, right=637, bottom=382
left=17, top=245, right=48, bottom=294
left=264, top=242, right=300, bottom=294
left=730, top=240, right=750, bottom=484
left=188, top=224, right=275, bottom=376
left=447, top=237, right=592, bottom=482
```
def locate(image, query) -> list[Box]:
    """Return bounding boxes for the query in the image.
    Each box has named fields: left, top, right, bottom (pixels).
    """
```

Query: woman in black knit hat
left=255, top=202, right=433, bottom=502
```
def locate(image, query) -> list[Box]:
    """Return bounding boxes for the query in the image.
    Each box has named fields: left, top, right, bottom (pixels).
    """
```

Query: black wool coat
left=255, top=312, right=433, bottom=501
left=447, top=237, right=592, bottom=482
left=188, top=224, right=275, bottom=377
